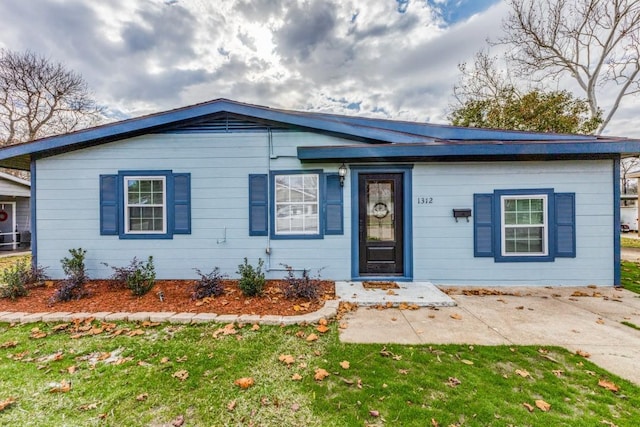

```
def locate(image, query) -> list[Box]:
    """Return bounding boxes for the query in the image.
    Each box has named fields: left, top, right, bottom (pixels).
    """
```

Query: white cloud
left=0, top=0, right=638, bottom=137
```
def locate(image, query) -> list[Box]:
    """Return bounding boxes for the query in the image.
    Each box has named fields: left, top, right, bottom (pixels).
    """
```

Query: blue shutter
left=554, top=192, right=575, bottom=257
left=173, top=173, right=191, bottom=234
left=324, top=173, right=343, bottom=235
left=474, top=193, right=494, bottom=257
left=249, top=174, right=268, bottom=236
left=100, top=174, right=119, bottom=235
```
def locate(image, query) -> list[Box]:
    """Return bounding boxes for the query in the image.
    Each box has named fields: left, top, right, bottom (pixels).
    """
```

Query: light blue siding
left=35, top=130, right=614, bottom=285
left=35, top=131, right=356, bottom=279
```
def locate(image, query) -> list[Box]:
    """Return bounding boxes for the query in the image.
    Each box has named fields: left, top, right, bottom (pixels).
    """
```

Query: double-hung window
left=275, top=173, right=319, bottom=236
left=248, top=170, right=344, bottom=239
left=124, top=176, right=166, bottom=234
left=100, top=170, right=191, bottom=239
left=474, top=189, right=575, bottom=262
left=501, top=195, right=547, bottom=256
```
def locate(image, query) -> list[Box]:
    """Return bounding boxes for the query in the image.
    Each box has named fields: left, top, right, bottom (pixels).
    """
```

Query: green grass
left=0, top=254, right=30, bottom=273
left=621, top=236, right=640, bottom=249
left=0, top=321, right=638, bottom=426
left=621, top=260, right=640, bottom=294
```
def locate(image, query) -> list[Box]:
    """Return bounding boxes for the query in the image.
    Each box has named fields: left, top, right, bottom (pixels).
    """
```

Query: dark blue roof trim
left=0, top=98, right=638, bottom=170
left=297, top=141, right=640, bottom=161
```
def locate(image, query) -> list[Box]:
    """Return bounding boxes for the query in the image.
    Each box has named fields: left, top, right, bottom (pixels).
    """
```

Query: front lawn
left=0, top=320, right=638, bottom=426
left=621, top=235, right=640, bottom=249
left=621, top=260, right=640, bottom=294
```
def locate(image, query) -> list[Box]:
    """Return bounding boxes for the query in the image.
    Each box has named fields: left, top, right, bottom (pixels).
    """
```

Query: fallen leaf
left=318, top=318, right=328, bottom=326
left=291, top=403, right=300, bottom=412
left=49, top=380, right=71, bottom=393
left=227, top=400, right=236, bottom=411
left=446, top=377, right=461, bottom=387
left=0, top=341, right=17, bottom=349
left=369, top=410, right=380, bottom=417
left=522, top=402, right=534, bottom=412
left=431, top=418, right=439, bottom=427
left=160, top=357, right=170, bottom=364
left=0, top=397, right=16, bottom=412
left=314, top=368, right=330, bottom=381
left=600, top=420, right=618, bottom=427
left=316, top=324, right=329, bottom=333
left=339, top=360, right=350, bottom=369
left=576, top=349, right=591, bottom=358
left=278, top=354, right=295, bottom=365
left=78, top=402, right=98, bottom=411
left=136, top=393, right=148, bottom=401
left=291, top=373, right=303, bottom=381
left=552, top=370, right=564, bottom=377
left=67, top=366, right=77, bottom=374
left=460, top=359, right=474, bottom=365
left=450, top=313, right=462, bottom=320
left=172, top=370, right=189, bottom=381
left=306, top=333, right=319, bottom=342
left=515, top=369, right=531, bottom=378
left=535, top=400, right=551, bottom=412
left=176, top=355, right=188, bottom=363
left=234, top=377, right=255, bottom=389
left=596, top=318, right=605, bottom=325
left=30, top=328, right=47, bottom=339
left=398, top=369, right=409, bottom=375
left=339, top=322, right=348, bottom=329
left=127, top=329, right=145, bottom=337
left=251, top=324, right=260, bottom=331
left=52, top=323, right=69, bottom=331
left=598, top=379, right=620, bottom=393
left=171, top=414, right=185, bottom=427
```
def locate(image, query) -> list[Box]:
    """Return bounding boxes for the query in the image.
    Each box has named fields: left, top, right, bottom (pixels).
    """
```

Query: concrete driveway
left=339, top=286, right=640, bottom=385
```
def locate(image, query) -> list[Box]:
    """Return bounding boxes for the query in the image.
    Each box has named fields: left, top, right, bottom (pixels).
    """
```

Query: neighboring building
left=620, top=194, right=637, bottom=232
left=0, top=171, right=30, bottom=251
left=0, top=99, right=638, bottom=285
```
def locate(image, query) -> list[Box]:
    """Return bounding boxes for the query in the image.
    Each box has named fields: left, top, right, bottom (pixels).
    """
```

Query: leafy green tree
left=449, top=88, right=602, bottom=134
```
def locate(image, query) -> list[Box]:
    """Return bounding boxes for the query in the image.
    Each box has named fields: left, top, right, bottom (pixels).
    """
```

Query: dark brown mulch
left=0, top=280, right=335, bottom=316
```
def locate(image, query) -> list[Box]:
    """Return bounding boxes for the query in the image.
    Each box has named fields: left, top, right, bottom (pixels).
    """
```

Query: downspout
left=30, top=158, right=37, bottom=269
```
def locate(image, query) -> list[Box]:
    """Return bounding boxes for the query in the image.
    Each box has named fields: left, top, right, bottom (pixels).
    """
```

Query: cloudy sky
left=1, top=0, right=639, bottom=137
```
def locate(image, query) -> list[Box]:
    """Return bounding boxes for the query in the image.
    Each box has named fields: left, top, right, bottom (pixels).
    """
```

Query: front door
left=358, top=173, right=403, bottom=275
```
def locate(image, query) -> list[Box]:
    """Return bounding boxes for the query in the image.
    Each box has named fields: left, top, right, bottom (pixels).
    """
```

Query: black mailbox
left=453, top=209, right=472, bottom=222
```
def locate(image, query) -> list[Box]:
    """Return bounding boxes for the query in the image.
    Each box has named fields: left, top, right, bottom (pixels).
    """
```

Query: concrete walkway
left=339, top=286, right=640, bottom=385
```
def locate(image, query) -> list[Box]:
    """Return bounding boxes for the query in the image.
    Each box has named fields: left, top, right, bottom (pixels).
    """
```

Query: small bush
left=52, top=248, right=88, bottom=302
left=192, top=267, right=226, bottom=299
left=281, top=264, right=322, bottom=300
left=236, top=257, right=265, bottom=297
left=104, top=256, right=156, bottom=296
left=0, top=259, right=49, bottom=299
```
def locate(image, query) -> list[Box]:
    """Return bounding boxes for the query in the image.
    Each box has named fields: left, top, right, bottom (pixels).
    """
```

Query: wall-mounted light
left=338, top=163, right=348, bottom=187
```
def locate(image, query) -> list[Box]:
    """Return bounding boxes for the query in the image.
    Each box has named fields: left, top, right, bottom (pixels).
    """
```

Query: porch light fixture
left=338, top=163, right=348, bottom=187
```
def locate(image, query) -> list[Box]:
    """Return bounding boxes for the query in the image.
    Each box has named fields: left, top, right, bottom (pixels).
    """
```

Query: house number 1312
left=417, top=197, right=433, bottom=204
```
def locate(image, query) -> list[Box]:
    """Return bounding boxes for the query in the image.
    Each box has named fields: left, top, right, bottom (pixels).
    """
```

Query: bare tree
left=621, top=157, right=640, bottom=194
left=0, top=49, right=103, bottom=146
left=499, top=0, right=640, bottom=134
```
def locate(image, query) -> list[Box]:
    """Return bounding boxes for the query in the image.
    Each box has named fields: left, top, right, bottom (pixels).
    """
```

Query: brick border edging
left=0, top=300, right=340, bottom=325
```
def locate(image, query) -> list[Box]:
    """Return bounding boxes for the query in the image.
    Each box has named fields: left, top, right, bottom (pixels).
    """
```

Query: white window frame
left=500, top=194, right=548, bottom=257
left=124, top=176, right=167, bottom=234
left=274, top=173, right=320, bottom=236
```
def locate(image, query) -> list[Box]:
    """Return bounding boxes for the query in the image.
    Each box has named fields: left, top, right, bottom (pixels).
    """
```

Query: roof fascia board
left=297, top=141, right=640, bottom=161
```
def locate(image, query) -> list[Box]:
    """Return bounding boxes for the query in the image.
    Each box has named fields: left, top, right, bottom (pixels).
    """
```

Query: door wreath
left=0, top=211, right=7, bottom=222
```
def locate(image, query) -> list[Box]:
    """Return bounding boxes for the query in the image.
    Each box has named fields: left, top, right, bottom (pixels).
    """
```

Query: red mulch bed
left=0, top=280, right=335, bottom=317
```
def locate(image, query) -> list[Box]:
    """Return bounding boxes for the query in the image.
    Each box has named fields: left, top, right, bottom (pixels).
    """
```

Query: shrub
left=192, top=267, right=226, bottom=299
left=52, top=248, right=88, bottom=302
left=105, top=256, right=156, bottom=296
left=0, top=259, right=49, bottom=300
left=281, top=264, right=322, bottom=301
left=236, top=257, right=265, bottom=297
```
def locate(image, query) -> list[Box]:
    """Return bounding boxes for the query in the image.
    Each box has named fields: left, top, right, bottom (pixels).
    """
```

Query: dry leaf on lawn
left=576, top=349, right=591, bottom=358
left=318, top=318, right=328, bottom=326
left=67, top=366, right=77, bottom=374
left=314, top=368, right=330, bottom=381
left=460, top=359, right=474, bottom=365
left=136, top=393, right=148, bottom=401
left=0, top=397, right=16, bottom=412
left=522, top=402, right=534, bottom=412
left=316, top=324, right=330, bottom=333
left=278, top=354, right=295, bottom=365
left=227, top=400, right=236, bottom=411
left=535, top=400, right=551, bottom=412
left=515, top=369, right=531, bottom=378
left=234, top=377, right=255, bottom=389
left=446, top=377, right=461, bottom=387
left=251, top=324, right=260, bottom=331
left=450, top=313, right=462, bottom=320
left=0, top=341, right=17, bottom=349
left=598, top=379, right=620, bottom=393
left=172, top=370, right=189, bottom=381
left=49, top=380, right=71, bottom=393
left=306, top=333, right=319, bottom=342
left=171, top=414, right=185, bottom=427
left=291, top=373, right=303, bottom=381
left=78, top=402, right=98, bottom=411
left=339, top=360, right=350, bottom=369
left=369, top=410, right=380, bottom=417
